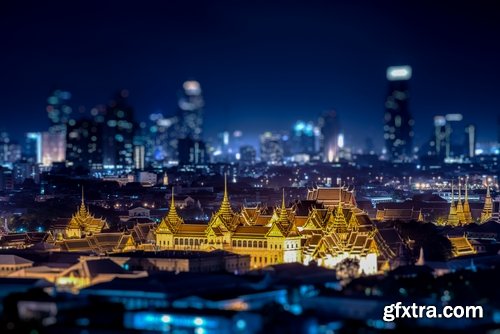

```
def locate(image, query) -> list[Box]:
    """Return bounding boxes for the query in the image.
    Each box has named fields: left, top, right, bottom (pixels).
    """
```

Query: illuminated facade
left=447, top=180, right=476, bottom=225
left=384, top=65, right=414, bottom=162
left=480, top=185, right=493, bottom=223
left=155, top=177, right=381, bottom=274
left=52, top=189, right=108, bottom=239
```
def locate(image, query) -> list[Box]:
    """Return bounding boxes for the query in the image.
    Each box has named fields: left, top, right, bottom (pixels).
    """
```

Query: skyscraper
left=46, top=89, right=72, bottom=131
left=260, top=132, right=284, bottom=165
left=102, top=90, right=136, bottom=170
left=289, top=120, right=318, bottom=156
left=66, top=118, right=103, bottom=170
left=44, top=89, right=72, bottom=165
left=318, top=111, right=341, bottom=162
left=177, top=80, right=204, bottom=140
left=384, top=66, right=414, bottom=162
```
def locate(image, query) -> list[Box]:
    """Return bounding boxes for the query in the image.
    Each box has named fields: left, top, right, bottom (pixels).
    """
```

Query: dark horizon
left=1, top=0, right=499, bottom=149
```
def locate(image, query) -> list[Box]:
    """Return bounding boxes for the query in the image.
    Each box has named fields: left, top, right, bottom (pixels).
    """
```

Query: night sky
left=1, top=0, right=499, bottom=149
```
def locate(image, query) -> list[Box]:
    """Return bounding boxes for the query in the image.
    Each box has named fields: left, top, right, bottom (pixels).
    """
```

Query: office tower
left=318, top=111, right=342, bottom=162
left=45, top=89, right=72, bottom=164
left=177, top=138, right=207, bottom=165
left=384, top=66, right=414, bottom=162
left=260, top=132, right=284, bottom=165
left=41, top=131, right=65, bottom=166
left=239, top=145, right=256, bottom=165
left=47, top=89, right=72, bottom=129
left=23, top=132, right=42, bottom=164
left=0, top=132, right=21, bottom=166
left=177, top=80, right=204, bottom=140
left=464, top=124, right=476, bottom=159
left=13, top=161, right=40, bottom=184
left=144, top=113, right=176, bottom=166
left=102, top=90, right=136, bottom=170
left=289, top=121, right=317, bottom=156
left=66, top=118, right=103, bottom=170
left=431, top=115, right=448, bottom=158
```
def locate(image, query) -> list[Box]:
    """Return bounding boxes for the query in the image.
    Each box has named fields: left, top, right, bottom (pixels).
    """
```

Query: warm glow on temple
left=154, top=175, right=382, bottom=274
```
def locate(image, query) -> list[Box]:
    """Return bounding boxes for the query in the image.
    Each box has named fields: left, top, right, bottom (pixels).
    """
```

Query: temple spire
left=447, top=182, right=459, bottom=226
left=481, top=183, right=493, bottom=223
left=456, top=178, right=465, bottom=224
left=463, top=178, right=472, bottom=223
left=78, top=186, right=88, bottom=217
left=167, top=187, right=180, bottom=221
left=278, top=189, right=289, bottom=223
left=217, top=173, right=234, bottom=218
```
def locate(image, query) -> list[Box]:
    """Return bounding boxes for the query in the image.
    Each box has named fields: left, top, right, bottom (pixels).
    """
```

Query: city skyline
left=1, top=0, right=500, bottom=148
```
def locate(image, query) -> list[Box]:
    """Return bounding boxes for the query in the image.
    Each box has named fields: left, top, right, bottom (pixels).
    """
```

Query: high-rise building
left=260, top=132, right=284, bottom=165
left=66, top=118, right=103, bottom=170
left=384, top=66, right=414, bottom=162
left=318, top=111, right=342, bottom=162
left=45, top=89, right=72, bottom=164
left=0, top=132, right=21, bottom=166
left=464, top=124, right=476, bottom=159
left=289, top=121, right=318, bottom=156
left=23, top=132, right=42, bottom=164
left=41, top=131, right=65, bottom=167
left=177, top=80, right=204, bottom=140
left=47, top=89, right=72, bottom=129
left=102, top=90, right=136, bottom=170
left=239, top=145, right=256, bottom=165
left=178, top=138, right=207, bottom=165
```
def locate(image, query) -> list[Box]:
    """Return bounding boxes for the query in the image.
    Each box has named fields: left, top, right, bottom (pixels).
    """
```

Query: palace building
left=155, top=176, right=388, bottom=274
left=51, top=189, right=108, bottom=239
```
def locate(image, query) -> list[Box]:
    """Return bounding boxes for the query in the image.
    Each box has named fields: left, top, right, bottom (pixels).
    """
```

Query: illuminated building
left=465, top=124, right=476, bottom=159
left=289, top=120, right=318, bottom=156
left=46, top=89, right=72, bottom=129
left=384, top=66, right=414, bottom=162
left=13, top=160, right=40, bottom=184
left=41, top=131, right=66, bottom=166
left=66, top=118, right=103, bottom=169
left=375, top=208, right=423, bottom=222
left=102, top=90, right=136, bottom=170
left=177, top=80, right=204, bottom=140
left=178, top=138, right=207, bottom=165
left=0, top=132, right=21, bottom=166
left=239, top=145, right=256, bottom=165
left=318, top=111, right=342, bottom=162
left=456, top=181, right=466, bottom=223
left=463, top=181, right=473, bottom=224
left=56, top=257, right=146, bottom=290
left=155, top=177, right=382, bottom=274
left=480, top=185, right=493, bottom=223
left=44, top=89, right=72, bottom=165
left=448, top=236, right=476, bottom=257
left=23, top=132, right=42, bottom=164
left=259, top=132, right=284, bottom=165
left=51, top=189, right=108, bottom=239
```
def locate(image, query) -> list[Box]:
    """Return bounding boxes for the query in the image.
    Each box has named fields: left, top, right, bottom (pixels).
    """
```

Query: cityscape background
left=1, top=0, right=500, bottom=156
left=1, top=1, right=500, bottom=333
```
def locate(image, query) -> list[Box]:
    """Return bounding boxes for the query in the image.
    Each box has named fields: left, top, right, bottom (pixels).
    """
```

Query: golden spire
left=447, top=182, right=459, bottom=226
left=278, top=188, right=289, bottom=223
left=463, top=178, right=472, bottom=223
left=78, top=186, right=88, bottom=218
left=217, top=173, right=234, bottom=218
left=456, top=178, right=465, bottom=224
left=167, top=187, right=180, bottom=221
left=481, top=183, right=493, bottom=223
